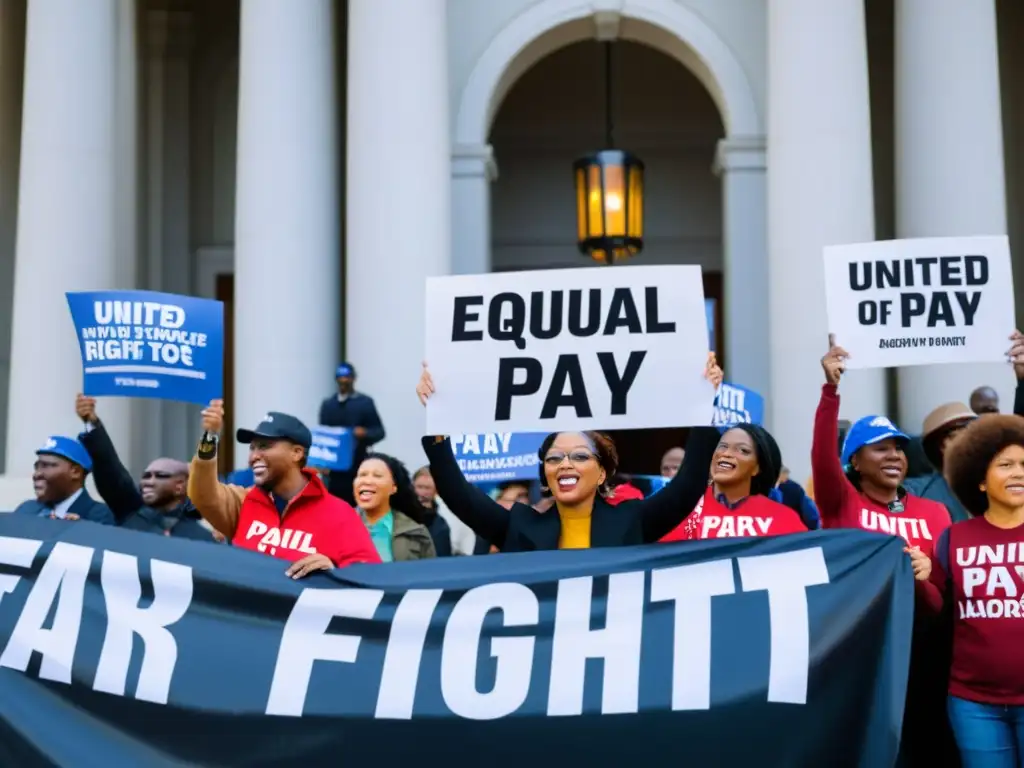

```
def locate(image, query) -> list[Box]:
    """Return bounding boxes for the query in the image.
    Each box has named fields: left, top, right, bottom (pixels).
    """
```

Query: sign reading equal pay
left=823, top=235, right=1016, bottom=369
left=424, top=265, right=713, bottom=435
left=66, top=289, right=224, bottom=405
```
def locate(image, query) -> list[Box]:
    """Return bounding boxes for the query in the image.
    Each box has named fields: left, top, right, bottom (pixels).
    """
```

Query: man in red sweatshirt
left=188, top=400, right=381, bottom=578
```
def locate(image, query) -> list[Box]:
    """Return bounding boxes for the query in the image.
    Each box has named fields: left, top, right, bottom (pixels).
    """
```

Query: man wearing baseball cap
left=13, top=436, right=114, bottom=525
left=318, top=362, right=385, bottom=505
left=188, top=399, right=380, bottom=578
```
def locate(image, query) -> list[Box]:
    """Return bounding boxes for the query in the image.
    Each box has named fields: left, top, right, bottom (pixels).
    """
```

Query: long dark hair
left=361, top=452, right=424, bottom=524
left=536, top=431, right=619, bottom=498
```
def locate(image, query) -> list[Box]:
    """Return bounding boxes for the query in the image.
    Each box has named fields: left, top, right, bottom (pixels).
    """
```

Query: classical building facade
left=0, top=0, right=1022, bottom=484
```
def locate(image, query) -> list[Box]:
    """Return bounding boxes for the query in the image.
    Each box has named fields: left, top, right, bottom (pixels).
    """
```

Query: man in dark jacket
left=75, top=395, right=216, bottom=541
left=319, top=362, right=385, bottom=505
left=13, top=436, right=114, bottom=524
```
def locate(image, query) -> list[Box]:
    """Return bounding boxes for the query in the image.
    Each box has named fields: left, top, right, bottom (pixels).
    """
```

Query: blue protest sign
left=307, top=426, right=355, bottom=471
left=712, top=381, right=764, bottom=427
left=451, top=432, right=546, bottom=483
left=66, top=290, right=223, bottom=406
left=633, top=474, right=671, bottom=497
left=0, top=517, right=912, bottom=767
left=705, top=298, right=716, bottom=351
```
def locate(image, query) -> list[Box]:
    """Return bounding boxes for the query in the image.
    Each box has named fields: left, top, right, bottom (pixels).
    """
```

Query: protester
left=777, top=466, right=790, bottom=485
left=319, top=362, right=385, bottom=506
left=187, top=400, right=380, bottom=577
left=13, top=436, right=114, bottom=524
left=970, top=386, right=1000, bottom=416
left=416, top=354, right=724, bottom=552
left=920, top=415, right=1024, bottom=765
left=354, top=453, right=436, bottom=562
left=813, top=336, right=952, bottom=556
left=661, top=424, right=808, bottom=541
left=606, top=473, right=645, bottom=505
left=473, top=480, right=534, bottom=554
left=660, top=446, right=684, bottom=478
left=413, top=467, right=475, bottom=555
left=773, top=478, right=821, bottom=530
left=74, top=395, right=215, bottom=541
left=904, top=403, right=977, bottom=523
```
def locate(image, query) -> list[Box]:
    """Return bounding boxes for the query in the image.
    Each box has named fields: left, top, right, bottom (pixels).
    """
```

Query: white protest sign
left=823, top=236, right=1015, bottom=369
left=424, top=265, right=714, bottom=434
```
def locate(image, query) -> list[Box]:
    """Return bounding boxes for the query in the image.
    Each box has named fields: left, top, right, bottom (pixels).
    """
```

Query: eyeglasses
left=141, top=471, right=176, bottom=480
left=543, top=450, right=597, bottom=467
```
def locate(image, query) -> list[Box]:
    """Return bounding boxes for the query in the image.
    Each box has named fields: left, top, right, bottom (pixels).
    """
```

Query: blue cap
left=841, top=416, right=909, bottom=465
left=335, top=363, right=355, bottom=378
left=37, top=436, right=92, bottom=473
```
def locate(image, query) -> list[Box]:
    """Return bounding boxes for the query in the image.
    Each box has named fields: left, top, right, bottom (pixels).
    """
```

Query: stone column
left=451, top=143, right=496, bottom=276
left=895, top=0, right=1012, bottom=428
left=233, top=0, right=340, bottom=465
left=346, top=0, right=450, bottom=467
left=767, top=0, right=885, bottom=479
left=5, top=0, right=128, bottom=475
left=714, top=136, right=769, bottom=397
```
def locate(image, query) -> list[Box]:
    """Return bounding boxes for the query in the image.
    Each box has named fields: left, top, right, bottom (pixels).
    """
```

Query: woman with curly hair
left=920, top=415, right=1024, bottom=766
left=415, top=354, right=725, bottom=552
left=661, top=423, right=808, bottom=541
left=353, top=453, right=436, bottom=561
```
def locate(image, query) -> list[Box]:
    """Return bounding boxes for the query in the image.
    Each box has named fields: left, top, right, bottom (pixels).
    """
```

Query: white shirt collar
left=50, top=487, right=84, bottom=519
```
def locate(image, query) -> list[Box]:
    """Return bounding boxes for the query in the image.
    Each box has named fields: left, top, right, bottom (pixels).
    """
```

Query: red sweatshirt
left=662, top=486, right=808, bottom=541
left=812, top=383, right=951, bottom=556
left=919, top=517, right=1024, bottom=705
left=189, top=460, right=381, bottom=567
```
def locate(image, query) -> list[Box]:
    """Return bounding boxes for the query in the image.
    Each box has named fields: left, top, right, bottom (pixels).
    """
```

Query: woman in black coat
left=415, top=354, right=724, bottom=552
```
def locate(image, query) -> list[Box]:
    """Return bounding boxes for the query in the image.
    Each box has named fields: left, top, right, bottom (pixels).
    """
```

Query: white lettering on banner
left=822, top=236, right=1015, bottom=369
left=79, top=299, right=210, bottom=373
left=859, top=510, right=933, bottom=544
left=243, top=520, right=317, bottom=556
left=267, top=588, right=385, bottom=716
left=955, top=544, right=1024, bottom=620
left=0, top=543, right=195, bottom=705
left=451, top=433, right=513, bottom=455
left=547, top=572, right=645, bottom=716
left=92, top=552, right=194, bottom=704
left=440, top=583, right=539, bottom=720
left=0, top=536, right=43, bottom=609
left=375, top=590, right=445, bottom=719
left=0, top=542, right=93, bottom=683
left=424, top=266, right=712, bottom=434
left=700, top=515, right=774, bottom=539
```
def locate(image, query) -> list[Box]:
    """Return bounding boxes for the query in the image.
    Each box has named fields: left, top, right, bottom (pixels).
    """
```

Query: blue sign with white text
left=66, top=290, right=224, bottom=406
left=451, top=432, right=546, bottom=483
left=307, top=426, right=355, bottom=471
left=712, top=381, right=764, bottom=427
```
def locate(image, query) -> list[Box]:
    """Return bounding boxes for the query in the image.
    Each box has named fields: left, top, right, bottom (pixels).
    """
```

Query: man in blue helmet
left=13, top=436, right=114, bottom=524
left=318, top=362, right=385, bottom=505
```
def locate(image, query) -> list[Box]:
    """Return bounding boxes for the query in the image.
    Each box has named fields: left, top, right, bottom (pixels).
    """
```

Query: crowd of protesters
left=10, top=329, right=1024, bottom=767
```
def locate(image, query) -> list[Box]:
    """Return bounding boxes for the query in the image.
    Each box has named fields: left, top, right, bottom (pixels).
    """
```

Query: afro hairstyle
left=943, top=414, right=1024, bottom=518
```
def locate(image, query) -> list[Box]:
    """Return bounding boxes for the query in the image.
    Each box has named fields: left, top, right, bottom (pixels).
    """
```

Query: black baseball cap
left=236, top=412, right=312, bottom=451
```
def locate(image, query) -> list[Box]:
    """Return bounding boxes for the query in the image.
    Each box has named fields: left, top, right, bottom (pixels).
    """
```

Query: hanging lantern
left=574, top=149, right=644, bottom=264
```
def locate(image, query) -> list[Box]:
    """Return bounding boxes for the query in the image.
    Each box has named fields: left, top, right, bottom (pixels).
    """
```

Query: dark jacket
left=319, top=391, right=386, bottom=501
left=13, top=489, right=114, bottom=525
left=79, top=421, right=215, bottom=542
left=422, top=427, right=721, bottom=552
left=420, top=506, right=453, bottom=556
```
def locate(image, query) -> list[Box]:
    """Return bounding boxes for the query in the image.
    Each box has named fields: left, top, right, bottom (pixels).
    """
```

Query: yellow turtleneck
left=557, top=505, right=592, bottom=549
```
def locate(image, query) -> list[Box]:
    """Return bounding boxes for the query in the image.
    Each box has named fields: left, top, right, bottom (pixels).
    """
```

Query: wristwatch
left=198, top=431, right=219, bottom=460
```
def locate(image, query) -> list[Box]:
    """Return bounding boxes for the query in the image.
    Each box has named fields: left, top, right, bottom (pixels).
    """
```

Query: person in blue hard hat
left=12, top=436, right=114, bottom=525
left=318, top=362, right=386, bottom=505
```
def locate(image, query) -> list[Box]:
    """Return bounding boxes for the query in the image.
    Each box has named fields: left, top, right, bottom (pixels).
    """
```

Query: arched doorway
left=454, top=0, right=764, bottom=474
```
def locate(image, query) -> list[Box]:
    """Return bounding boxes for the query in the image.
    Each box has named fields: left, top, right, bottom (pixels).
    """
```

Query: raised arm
left=639, top=426, right=720, bottom=542
left=187, top=399, right=246, bottom=539
left=75, top=395, right=143, bottom=523
left=421, top=436, right=512, bottom=548
left=811, top=338, right=856, bottom=527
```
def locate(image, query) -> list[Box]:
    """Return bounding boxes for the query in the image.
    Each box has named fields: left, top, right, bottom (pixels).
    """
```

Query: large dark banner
left=0, top=517, right=912, bottom=767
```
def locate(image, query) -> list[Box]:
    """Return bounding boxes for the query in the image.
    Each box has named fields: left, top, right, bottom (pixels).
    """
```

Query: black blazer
left=421, top=427, right=721, bottom=552
left=13, top=489, right=114, bottom=525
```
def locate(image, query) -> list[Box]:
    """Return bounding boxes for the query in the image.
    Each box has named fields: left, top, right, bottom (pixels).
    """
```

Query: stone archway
left=454, top=0, right=762, bottom=147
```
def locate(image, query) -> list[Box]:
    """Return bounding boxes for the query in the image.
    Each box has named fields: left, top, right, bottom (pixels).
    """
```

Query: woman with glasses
left=414, top=354, right=724, bottom=552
